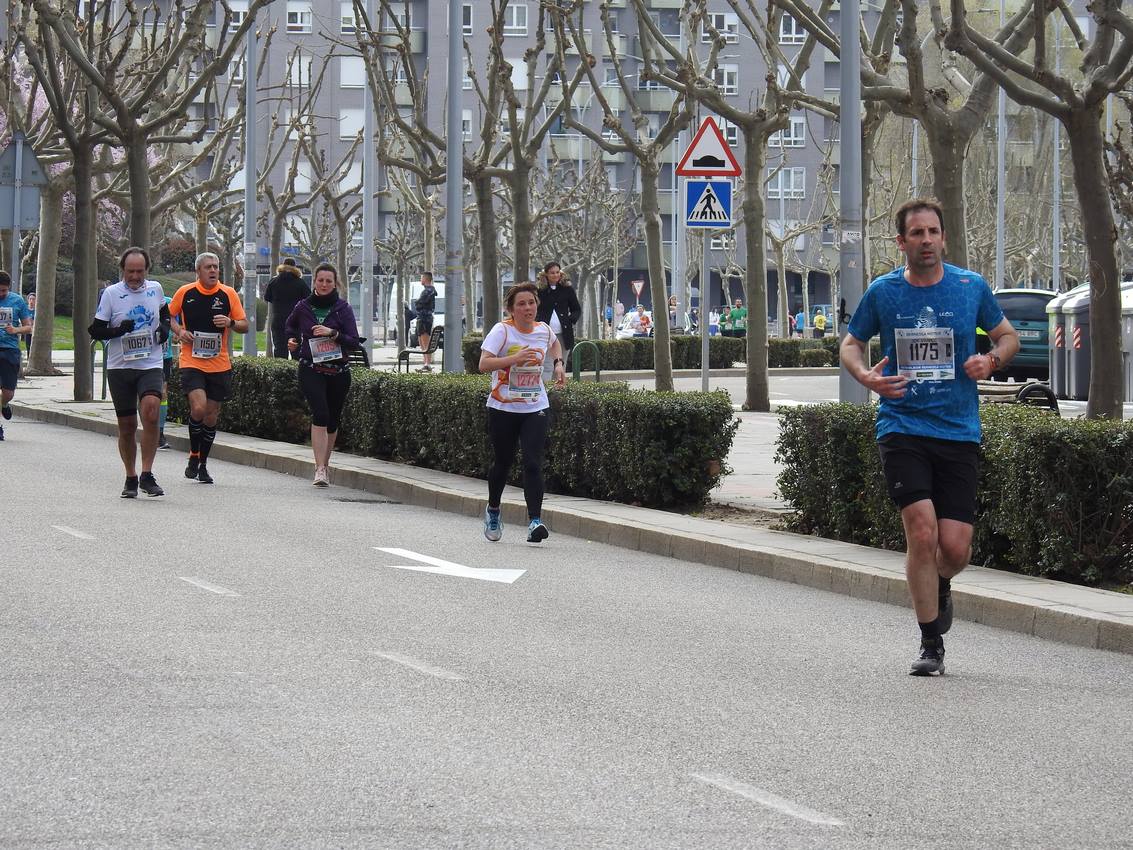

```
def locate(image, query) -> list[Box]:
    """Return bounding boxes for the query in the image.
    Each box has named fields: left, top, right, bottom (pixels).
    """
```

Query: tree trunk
left=126, top=132, right=151, bottom=249
left=1066, top=111, right=1123, bottom=419
left=195, top=209, right=209, bottom=253
left=741, top=132, right=770, bottom=411
left=395, top=258, right=407, bottom=346
left=475, top=174, right=501, bottom=334
left=511, top=160, right=533, bottom=284
left=424, top=202, right=436, bottom=274
left=925, top=123, right=969, bottom=270
left=71, top=147, right=95, bottom=401
left=27, top=181, right=64, bottom=376
left=775, top=244, right=790, bottom=339
left=463, top=262, right=475, bottom=335
left=641, top=163, right=673, bottom=391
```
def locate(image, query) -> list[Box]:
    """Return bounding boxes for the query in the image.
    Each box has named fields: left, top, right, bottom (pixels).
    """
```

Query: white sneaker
left=313, top=466, right=329, bottom=487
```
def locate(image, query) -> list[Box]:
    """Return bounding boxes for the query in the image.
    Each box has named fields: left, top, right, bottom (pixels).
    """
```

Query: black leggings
left=487, top=407, right=550, bottom=520
left=298, top=364, right=351, bottom=433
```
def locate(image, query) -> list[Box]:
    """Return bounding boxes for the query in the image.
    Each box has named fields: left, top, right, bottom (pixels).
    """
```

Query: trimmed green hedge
left=170, top=358, right=738, bottom=508
left=462, top=334, right=748, bottom=373
left=775, top=403, right=1133, bottom=587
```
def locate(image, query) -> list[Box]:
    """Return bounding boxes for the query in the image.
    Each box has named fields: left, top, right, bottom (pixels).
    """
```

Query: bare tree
left=947, top=1, right=1129, bottom=419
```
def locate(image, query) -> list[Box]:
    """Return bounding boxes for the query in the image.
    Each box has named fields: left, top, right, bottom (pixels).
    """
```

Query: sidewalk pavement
left=12, top=356, right=1132, bottom=657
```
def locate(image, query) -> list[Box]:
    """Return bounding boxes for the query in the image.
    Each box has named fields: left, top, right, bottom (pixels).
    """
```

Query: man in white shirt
left=88, top=247, right=170, bottom=498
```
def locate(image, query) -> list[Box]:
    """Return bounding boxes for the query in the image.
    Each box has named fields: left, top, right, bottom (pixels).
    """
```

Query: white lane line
left=375, top=547, right=526, bottom=584
left=179, top=577, right=241, bottom=597
left=372, top=651, right=465, bottom=681
left=691, top=773, right=845, bottom=827
left=51, top=525, right=96, bottom=540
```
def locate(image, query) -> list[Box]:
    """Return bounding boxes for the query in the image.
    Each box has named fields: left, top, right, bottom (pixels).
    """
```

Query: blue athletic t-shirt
left=848, top=263, right=1004, bottom=444
left=0, top=292, right=32, bottom=352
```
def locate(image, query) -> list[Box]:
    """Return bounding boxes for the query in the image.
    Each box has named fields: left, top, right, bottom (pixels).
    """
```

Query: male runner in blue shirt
left=841, top=198, right=1019, bottom=676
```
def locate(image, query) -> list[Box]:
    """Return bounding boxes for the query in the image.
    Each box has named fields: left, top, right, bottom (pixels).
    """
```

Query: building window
left=286, top=2, right=312, bottom=34
left=503, top=3, right=527, bottom=36
left=340, top=108, right=364, bottom=139
left=340, top=56, right=365, bottom=89
left=710, top=233, right=735, bottom=250
left=294, top=161, right=312, bottom=194
left=340, top=1, right=355, bottom=33
left=767, top=167, right=806, bottom=200
left=288, top=51, right=313, bottom=88
left=720, top=118, right=740, bottom=147
left=607, top=11, right=618, bottom=32
left=229, top=56, right=246, bottom=82
left=823, top=116, right=839, bottom=143
left=776, top=64, right=806, bottom=91
left=821, top=222, right=836, bottom=245
left=463, top=71, right=473, bottom=90
left=702, top=12, right=739, bottom=43
left=462, top=109, right=473, bottom=139
left=780, top=13, right=806, bottom=45
left=712, top=64, right=739, bottom=96
left=463, top=4, right=472, bottom=35
left=820, top=163, right=840, bottom=193
left=227, top=1, right=248, bottom=32
left=770, top=115, right=806, bottom=148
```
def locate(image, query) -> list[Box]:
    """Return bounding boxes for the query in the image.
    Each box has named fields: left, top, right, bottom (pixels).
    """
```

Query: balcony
left=634, top=88, right=677, bottom=111
left=377, top=29, right=425, bottom=54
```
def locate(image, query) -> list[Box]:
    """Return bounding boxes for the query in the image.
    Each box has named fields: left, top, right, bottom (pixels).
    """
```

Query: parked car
left=993, top=288, right=1056, bottom=381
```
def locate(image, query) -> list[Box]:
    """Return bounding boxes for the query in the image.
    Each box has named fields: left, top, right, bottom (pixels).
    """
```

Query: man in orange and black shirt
left=169, top=252, right=248, bottom=484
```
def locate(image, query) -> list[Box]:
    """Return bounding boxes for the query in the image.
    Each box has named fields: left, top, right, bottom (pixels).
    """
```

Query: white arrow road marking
left=372, top=651, right=465, bottom=681
left=691, top=773, right=845, bottom=827
left=375, top=547, right=526, bottom=584
left=51, top=525, right=96, bottom=540
left=179, top=577, right=241, bottom=596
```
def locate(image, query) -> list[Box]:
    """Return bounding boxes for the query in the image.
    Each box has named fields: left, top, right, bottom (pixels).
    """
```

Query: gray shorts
left=107, top=368, right=164, bottom=417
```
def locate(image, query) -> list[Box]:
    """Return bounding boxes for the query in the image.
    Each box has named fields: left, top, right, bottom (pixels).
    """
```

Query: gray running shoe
left=910, top=638, right=945, bottom=676
left=139, top=472, right=164, bottom=497
left=484, top=508, right=503, bottom=542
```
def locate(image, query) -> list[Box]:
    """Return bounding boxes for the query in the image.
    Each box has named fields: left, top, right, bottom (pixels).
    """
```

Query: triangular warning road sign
left=676, top=117, right=742, bottom=177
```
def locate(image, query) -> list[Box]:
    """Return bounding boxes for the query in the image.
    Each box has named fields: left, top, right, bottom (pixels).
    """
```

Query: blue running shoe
left=484, top=507, right=502, bottom=542
left=526, top=518, right=549, bottom=543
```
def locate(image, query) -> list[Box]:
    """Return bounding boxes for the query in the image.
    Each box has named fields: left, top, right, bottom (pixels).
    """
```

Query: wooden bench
left=396, top=328, right=441, bottom=373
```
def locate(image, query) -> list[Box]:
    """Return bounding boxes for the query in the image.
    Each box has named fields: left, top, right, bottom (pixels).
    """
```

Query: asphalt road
left=4, top=420, right=1132, bottom=849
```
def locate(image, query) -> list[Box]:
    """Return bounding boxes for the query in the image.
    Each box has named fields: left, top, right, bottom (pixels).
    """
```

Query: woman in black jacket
left=534, top=262, right=582, bottom=367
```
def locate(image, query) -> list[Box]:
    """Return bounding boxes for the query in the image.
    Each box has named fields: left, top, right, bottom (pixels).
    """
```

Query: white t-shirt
left=483, top=319, right=555, bottom=413
left=95, top=280, right=165, bottom=370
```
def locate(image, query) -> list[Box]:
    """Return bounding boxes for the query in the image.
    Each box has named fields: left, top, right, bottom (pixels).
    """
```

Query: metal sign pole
left=10, top=133, right=23, bottom=294
left=701, top=230, right=709, bottom=391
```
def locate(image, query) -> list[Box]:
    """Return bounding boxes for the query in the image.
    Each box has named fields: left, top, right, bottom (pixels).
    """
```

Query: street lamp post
left=442, top=0, right=464, bottom=372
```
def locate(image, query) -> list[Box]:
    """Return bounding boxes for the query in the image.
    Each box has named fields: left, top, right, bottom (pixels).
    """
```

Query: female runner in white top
left=478, top=281, right=567, bottom=543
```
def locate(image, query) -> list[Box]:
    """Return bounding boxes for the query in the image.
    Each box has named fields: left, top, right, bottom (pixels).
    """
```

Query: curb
left=13, top=400, right=1133, bottom=657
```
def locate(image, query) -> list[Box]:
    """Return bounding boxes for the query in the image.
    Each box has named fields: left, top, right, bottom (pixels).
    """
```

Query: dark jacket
left=284, top=292, right=360, bottom=370
left=264, top=264, right=310, bottom=327
left=414, top=284, right=437, bottom=315
left=535, top=280, right=582, bottom=350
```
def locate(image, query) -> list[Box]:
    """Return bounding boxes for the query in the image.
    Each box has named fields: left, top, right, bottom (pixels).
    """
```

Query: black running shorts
left=877, top=432, right=980, bottom=524
left=416, top=313, right=434, bottom=336
left=180, top=367, right=233, bottom=402
left=107, top=367, right=164, bottom=418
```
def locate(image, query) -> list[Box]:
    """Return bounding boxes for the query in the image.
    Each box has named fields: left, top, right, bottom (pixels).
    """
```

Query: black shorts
left=878, top=432, right=980, bottom=524
left=0, top=348, right=19, bottom=391
left=416, top=313, right=434, bottom=336
left=180, top=367, right=233, bottom=402
left=107, top=368, right=164, bottom=417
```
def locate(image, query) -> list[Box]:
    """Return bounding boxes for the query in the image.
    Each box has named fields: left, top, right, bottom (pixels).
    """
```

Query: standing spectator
left=287, top=263, right=360, bottom=487
left=23, top=291, right=35, bottom=356
left=414, top=271, right=437, bottom=372
left=708, top=308, right=720, bottom=337
left=535, top=262, right=582, bottom=367
left=719, top=303, right=733, bottom=337
left=0, top=271, right=33, bottom=441
left=730, top=298, right=748, bottom=338
left=264, top=258, right=309, bottom=358
left=840, top=197, right=1019, bottom=676
left=794, top=306, right=806, bottom=338
left=814, top=308, right=828, bottom=338
left=169, top=252, right=249, bottom=484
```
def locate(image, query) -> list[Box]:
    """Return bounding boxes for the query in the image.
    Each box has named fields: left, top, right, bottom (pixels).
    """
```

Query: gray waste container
left=1047, top=289, right=1071, bottom=398
left=1123, top=285, right=1133, bottom=403
left=1063, top=287, right=1093, bottom=401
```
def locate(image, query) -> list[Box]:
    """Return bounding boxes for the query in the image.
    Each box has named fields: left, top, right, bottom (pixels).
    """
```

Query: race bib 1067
left=122, top=330, right=152, bottom=361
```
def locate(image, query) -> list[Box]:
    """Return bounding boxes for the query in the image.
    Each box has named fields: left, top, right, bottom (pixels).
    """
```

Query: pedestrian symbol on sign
left=685, top=179, right=732, bottom=228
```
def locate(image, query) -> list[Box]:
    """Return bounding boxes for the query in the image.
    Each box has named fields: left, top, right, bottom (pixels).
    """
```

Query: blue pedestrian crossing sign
left=685, top=179, right=732, bottom=228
